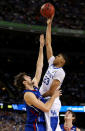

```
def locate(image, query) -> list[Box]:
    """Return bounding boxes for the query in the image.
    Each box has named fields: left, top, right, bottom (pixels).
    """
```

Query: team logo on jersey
left=51, top=110, right=57, bottom=116
left=46, top=71, right=54, bottom=79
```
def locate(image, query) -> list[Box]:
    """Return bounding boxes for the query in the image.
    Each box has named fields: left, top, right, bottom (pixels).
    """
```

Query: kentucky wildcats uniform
left=40, top=56, right=65, bottom=131
left=60, top=124, right=77, bottom=131
left=24, top=87, right=46, bottom=131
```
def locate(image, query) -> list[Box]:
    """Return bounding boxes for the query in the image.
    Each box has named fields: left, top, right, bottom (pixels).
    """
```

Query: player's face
left=53, top=54, right=65, bottom=66
left=64, top=111, right=73, bottom=120
left=24, top=75, right=32, bottom=85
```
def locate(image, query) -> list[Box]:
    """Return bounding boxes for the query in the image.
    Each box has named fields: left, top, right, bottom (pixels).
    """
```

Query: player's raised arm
left=32, top=34, right=45, bottom=87
left=46, top=17, right=54, bottom=61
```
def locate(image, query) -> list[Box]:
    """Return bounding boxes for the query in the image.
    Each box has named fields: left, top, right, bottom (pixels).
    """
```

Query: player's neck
left=64, top=120, right=73, bottom=129
left=54, top=63, right=62, bottom=68
left=26, top=85, right=34, bottom=90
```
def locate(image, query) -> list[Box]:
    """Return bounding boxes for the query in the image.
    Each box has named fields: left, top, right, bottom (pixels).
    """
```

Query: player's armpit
left=24, top=92, right=35, bottom=106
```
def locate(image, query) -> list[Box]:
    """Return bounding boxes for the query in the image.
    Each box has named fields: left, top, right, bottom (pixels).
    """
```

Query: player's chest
left=46, top=67, right=57, bottom=78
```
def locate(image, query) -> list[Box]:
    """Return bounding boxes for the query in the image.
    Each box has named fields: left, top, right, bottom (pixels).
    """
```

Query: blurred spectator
left=61, top=72, right=85, bottom=105
left=0, top=110, right=26, bottom=131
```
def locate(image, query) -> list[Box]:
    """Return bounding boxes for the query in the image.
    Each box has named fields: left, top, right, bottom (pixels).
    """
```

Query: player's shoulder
left=48, top=56, right=55, bottom=61
left=60, top=68, right=65, bottom=75
left=24, top=91, right=34, bottom=98
left=48, top=56, right=55, bottom=64
left=57, top=67, right=65, bottom=76
left=24, top=90, right=37, bottom=98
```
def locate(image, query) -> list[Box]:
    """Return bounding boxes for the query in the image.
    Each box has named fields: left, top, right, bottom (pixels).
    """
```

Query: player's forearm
left=37, top=46, right=43, bottom=66
left=46, top=22, right=53, bottom=60
left=46, top=22, right=51, bottom=45
left=42, top=90, right=52, bottom=97
left=44, top=95, right=56, bottom=111
left=35, top=46, right=43, bottom=82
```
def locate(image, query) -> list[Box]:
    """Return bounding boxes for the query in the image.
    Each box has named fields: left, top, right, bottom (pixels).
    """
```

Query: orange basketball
left=40, top=3, right=55, bottom=18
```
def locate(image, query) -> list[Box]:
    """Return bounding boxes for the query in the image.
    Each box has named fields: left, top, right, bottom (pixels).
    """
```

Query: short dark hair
left=66, top=110, right=76, bottom=123
left=14, top=72, right=27, bottom=91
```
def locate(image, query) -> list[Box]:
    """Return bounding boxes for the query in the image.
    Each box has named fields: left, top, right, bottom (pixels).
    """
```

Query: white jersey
left=40, top=56, right=65, bottom=131
left=40, top=56, right=65, bottom=97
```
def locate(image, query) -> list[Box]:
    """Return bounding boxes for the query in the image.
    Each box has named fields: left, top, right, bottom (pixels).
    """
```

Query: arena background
left=0, top=0, right=85, bottom=130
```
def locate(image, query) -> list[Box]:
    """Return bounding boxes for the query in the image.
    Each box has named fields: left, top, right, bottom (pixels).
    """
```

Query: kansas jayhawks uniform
left=24, top=87, right=46, bottom=131
left=40, top=56, right=65, bottom=131
left=60, top=124, right=77, bottom=131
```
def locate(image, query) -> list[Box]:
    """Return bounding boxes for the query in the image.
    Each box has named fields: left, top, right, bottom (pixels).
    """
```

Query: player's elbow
left=41, top=106, right=51, bottom=112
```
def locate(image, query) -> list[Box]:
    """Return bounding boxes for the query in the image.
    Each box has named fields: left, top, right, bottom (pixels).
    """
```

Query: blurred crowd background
left=0, top=110, right=25, bottom=131
left=0, top=0, right=85, bottom=29
left=0, top=0, right=85, bottom=130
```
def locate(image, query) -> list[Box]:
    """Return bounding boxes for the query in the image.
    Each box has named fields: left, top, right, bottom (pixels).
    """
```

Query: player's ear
left=23, top=81, right=26, bottom=85
left=61, top=59, right=65, bottom=66
left=63, top=59, right=65, bottom=65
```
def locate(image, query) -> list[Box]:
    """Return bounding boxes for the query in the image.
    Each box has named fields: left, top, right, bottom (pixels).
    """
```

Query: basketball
left=40, top=3, right=55, bottom=18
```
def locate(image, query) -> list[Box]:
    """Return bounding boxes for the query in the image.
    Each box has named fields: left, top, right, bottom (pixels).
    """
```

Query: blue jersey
left=24, top=87, right=46, bottom=131
left=60, top=124, right=77, bottom=131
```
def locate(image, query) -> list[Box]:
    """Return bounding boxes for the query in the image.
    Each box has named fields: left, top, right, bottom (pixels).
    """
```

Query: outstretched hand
left=40, top=34, right=45, bottom=47
left=53, top=89, right=62, bottom=98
